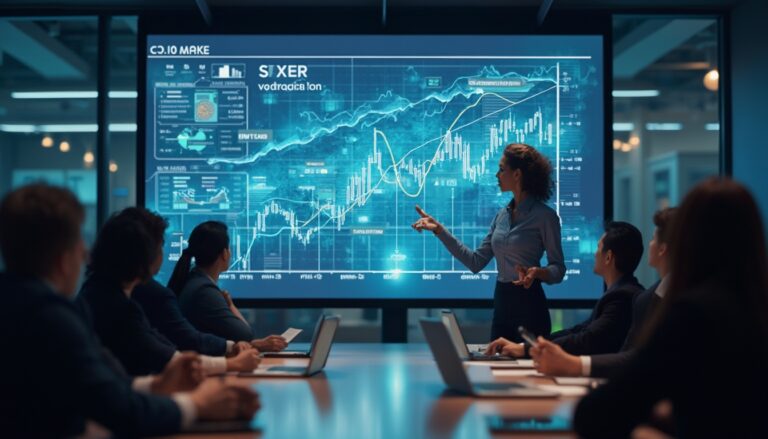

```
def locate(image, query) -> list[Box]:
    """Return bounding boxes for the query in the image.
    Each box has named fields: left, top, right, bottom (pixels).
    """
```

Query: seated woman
left=168, top=221, right=286, bottom=351
left=77, top=208, right=262, bottom=376
left=573, top=178, right=768, bottom=439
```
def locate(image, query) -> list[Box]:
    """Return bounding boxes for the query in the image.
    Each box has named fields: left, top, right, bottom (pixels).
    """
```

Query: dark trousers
left=491, top=281, right=551, bottom=342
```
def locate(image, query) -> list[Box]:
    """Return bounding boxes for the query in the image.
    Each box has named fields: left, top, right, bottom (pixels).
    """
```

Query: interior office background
left=1, top=0, right=764, bottom=342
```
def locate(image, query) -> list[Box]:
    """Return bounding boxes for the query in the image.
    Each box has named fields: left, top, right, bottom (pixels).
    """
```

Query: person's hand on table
left=226, top=348, right=261, bottom=372
left=529, top=337, right=582, bottom=376
left=228, top=340, right=254, bottom=357
left=251, top=335, right=288, bottom=352
left=190, top=379, right=261, bottom=421
left=484, top=337, right=525, bottom=357
left=151, top=352, right=204, bottom=394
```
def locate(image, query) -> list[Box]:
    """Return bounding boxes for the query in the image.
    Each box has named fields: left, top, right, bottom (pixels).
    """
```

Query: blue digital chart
left=145, top=35, right=605, bottom=299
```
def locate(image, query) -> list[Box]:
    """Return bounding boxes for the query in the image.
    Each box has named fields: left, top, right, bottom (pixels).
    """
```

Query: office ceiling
left=0, top=2, right=727, bottom=131
left=0, top=0, right=748, bottom=10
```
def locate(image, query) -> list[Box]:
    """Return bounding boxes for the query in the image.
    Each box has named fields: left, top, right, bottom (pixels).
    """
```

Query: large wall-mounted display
left=144, top=35, right=604, bottom=299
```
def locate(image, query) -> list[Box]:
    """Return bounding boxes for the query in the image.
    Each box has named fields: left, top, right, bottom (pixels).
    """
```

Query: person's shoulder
left=134, top=278, right=175, bottom=300
left=616, top=277, right=645, bottom=294
left=0, top=273, right=70, bottom=313
left=603, top=282, right=642, bottom=301
left=531, top=200, right=560, bottom=219
left=675, top=285, right=741, bottom=319
left=36, top=298, right=90, bottom=334
left=180, top=271, right=218, bottom=298
left=492, top=206, right=509, bottom=219
left=633, top=286, right=655, bottom=305
left=79, top=275, right=121, bottom=304
left=19, top=289, right=92, bottom=342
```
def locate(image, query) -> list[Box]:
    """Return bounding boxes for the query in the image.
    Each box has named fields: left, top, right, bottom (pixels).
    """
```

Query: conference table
left=168, top=343, right=581, bottom=439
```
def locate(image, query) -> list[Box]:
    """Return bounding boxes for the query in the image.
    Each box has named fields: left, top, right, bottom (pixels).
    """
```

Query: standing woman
left=412, top=143, right=565, bottom=344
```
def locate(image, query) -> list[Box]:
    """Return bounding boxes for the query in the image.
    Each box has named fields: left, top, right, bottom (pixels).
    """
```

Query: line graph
left=229, top=85, right=558, bottom=264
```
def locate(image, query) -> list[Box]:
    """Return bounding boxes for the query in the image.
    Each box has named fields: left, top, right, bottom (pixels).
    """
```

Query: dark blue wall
left=732, top=0, right=768, bottom=230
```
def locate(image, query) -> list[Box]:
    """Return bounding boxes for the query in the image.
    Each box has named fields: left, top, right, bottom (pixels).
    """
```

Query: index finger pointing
left=415, top=205, right=429, bottom=218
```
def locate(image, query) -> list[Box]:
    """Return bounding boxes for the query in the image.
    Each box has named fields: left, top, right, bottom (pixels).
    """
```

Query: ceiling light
left=703, top=69, right=719, bottom=92
left=705, top=123, right=720, bottom=131
left=108, top=91, right=138, bottom=98
left=41, top=135, right=54, bottom=148
left=613, top=123, right=635, bottom=132
left=612, top=90, right=660, bottom=98
left=10, top=91, right=137, bottom=99
left=109, top=161, right=118, bottom=173
left=646, top=123, right=683, bottom=131
left=59, top=141, right=70, bottom=152
left=629, top=134, right=640, bottom=146
left=0, top=123, right=137, bottom=133
left=83, top=151, right=95, bottom=166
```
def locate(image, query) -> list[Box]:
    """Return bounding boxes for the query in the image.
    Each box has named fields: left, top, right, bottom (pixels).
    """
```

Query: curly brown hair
left=502, top=143, right=554, bottom=201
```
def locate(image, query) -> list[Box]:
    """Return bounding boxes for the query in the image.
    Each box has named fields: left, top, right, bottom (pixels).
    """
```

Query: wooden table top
left=168, top=343, right=579, bottom=439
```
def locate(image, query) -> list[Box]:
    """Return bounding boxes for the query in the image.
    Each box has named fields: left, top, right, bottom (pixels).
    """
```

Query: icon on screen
left=212, top=63, right=246, bottom=79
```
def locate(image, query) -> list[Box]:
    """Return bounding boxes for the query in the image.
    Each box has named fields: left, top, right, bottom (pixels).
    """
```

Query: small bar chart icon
left=212, top=63, right=246, bottom=79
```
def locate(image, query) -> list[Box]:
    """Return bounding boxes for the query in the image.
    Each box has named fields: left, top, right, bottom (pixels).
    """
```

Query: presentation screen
left=144, top=35, right=604, bottom=300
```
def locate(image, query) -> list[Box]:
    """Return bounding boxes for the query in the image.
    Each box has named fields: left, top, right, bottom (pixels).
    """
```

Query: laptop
left=420, top=318, right=557, bottom=398
left=440, top=310, right=515, bottom=361
left=262, top=314, right=325, bottom=358
left=239, top=315, right=340, bottom=377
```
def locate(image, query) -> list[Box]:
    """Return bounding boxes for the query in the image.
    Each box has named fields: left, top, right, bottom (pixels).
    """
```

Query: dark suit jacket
left=134, top=279, right=228, bottom=356
left=574, top=286, right=768, bottom=438
left=78, top=275, right=177, bottom=375
left=178, top=269, right=254, bottom=341
left=0, top=273, right=181, bottom=438
left=589, top=281, right=663, bottom=378
left=547, top=274, right=644, bottom=355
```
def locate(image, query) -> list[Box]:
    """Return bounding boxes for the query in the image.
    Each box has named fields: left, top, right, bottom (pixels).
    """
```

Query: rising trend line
left=209, top=65, right=557, bottom=167
left=228, top=84, right=558, bottom=269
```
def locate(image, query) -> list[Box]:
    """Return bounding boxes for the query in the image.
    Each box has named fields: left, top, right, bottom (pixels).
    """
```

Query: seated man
left=77, top=207, right=261, bottom=376
left=486, top=221, right=645, bottom=358
left=530, top=208, right=675, bottom=378
left=0, top=184, right=259, bottom=437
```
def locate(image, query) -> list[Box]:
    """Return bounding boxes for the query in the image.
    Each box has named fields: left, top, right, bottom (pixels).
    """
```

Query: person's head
left=593, top=221, right=644, bottom=279
left=641, top=178, right=768, bottom=344
left=0, top=184, right=86, bottom=297
left=87, top=209, right=161, bottom=288
left=167, top=221, right=230, bottom=295
left=648, top=207, right=677, bottom=274
left=668, top=178, right=768, bottom=305
left=118, top=207, right=169, bottom=276
left=497, top=143, right=554, bottom=200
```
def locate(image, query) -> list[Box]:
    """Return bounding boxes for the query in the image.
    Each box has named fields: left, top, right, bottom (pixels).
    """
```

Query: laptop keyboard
left=467, top=344, right=489, bottom=353
left=474, top=382, right=525, bottom=391
left=266, top=366, right=307, bottom=373
left=470, top=353, right=516, bottom=361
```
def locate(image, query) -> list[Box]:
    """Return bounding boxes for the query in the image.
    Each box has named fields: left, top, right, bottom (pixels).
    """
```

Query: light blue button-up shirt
left=436, top=196, right=566, bottom=284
